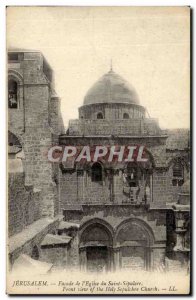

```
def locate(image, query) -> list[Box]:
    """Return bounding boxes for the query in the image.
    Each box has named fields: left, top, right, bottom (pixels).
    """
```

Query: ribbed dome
left=83, top=70, right=139, bottom=105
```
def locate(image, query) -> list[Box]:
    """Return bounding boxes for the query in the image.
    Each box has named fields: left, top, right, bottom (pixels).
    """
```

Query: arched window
left=8, top=79, right=18, bottom=108
left=91, top=162, right=102, bottom=182
left=123, top=113, right=129, bottom=119
left=127, top=165, right=137, bottom=187
left=172, top=160, right=184, bottom=186
left=97, top=112, right=103, bottom=119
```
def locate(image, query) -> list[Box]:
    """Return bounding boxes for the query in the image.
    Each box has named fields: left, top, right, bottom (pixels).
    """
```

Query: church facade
left=8, top=49, right=190, bottom=273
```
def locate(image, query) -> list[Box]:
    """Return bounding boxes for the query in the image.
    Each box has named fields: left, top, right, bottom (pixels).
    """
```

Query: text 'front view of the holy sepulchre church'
left=8, top=49, right=190, bottom=274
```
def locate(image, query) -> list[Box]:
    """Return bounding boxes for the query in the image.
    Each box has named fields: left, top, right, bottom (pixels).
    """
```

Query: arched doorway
left=115, top=219, right=154, bottom=271
left=79, top=220, right=113, bottom=273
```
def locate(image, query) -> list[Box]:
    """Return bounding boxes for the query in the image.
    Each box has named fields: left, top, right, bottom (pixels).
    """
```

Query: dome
left=83, top=69, right=139, bottom=105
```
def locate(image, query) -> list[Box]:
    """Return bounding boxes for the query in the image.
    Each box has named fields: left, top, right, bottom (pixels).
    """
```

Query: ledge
left=166, top=202, right=190, bottom=212
left=60, top=135, right=168, bottom=139
left=41, top=234, right=72, bottom=246
left=63, top=204, right=150, bottom=211
left=58, top=221, right=80, bottom=230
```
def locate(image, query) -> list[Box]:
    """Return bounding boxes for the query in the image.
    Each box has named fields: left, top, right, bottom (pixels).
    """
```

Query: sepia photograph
left=6, top=6, right=191, bottom=295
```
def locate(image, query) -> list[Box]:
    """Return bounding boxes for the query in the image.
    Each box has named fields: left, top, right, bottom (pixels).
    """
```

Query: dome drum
left=79, top=102, right=145, bottom=120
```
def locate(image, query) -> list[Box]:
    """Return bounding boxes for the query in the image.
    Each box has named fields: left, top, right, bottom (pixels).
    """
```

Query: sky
left=7, top=6, right=190, bottom=129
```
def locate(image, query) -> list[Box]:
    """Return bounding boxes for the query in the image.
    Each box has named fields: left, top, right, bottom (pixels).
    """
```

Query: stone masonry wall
left=166, top=161, right=189, bottom=203
left=59, top=135, right=175, bottom=208
left=22, top=83, right=58, bottom=217
left=40, top=245, right=68, bottom=267
left=60, top=169, right=147, bottom=206
left=152, top=170, right=168, bottom=207
left=8, top=173, right=41, bottom=237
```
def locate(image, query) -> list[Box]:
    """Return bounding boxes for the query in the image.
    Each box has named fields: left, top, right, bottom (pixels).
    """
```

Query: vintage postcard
left=6, top=6, right=191, bottom=295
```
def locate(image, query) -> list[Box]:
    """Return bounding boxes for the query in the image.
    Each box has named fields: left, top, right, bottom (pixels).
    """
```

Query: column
left=113, top=248, right=121, bottom=271
left=79, top=248, right=87, bottom=272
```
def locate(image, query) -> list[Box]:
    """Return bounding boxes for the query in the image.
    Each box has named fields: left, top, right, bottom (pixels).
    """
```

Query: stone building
left=8, top=50, right=190, bottom=273
left=8, top=49, right=64, bottom=269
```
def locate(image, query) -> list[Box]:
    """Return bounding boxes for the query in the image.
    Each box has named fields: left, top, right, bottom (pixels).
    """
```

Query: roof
left=40, top=234, right=72, bottom=246
left=9, top=216, right=62, bottom=253
left=8, top=48, right=41, bottom=53
left=8, top=145, right=22, bottom=154
left=166, top=129, right=189, bottom=150
left=8, top=130, right=21, bottom=146
left=83, top=69, right=140, bottom=106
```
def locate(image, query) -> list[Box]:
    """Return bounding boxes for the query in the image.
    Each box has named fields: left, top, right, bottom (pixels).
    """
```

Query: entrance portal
left=86, top=246, right=109, bottom=273
left=79, top=220, right=113, bottom=272
left=116, top=219, right=154, bottom=271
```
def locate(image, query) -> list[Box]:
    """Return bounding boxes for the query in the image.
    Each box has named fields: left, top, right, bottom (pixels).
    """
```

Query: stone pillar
left=113, top=248, right=121, bottom=271
left=145, top=247, right=153, bottom=271
left=174, top=228, right=186, bottom=251
left=68, top=230, right=80, bottom=270
left=77, top=169, right=84, bottom=202
left=152, top=245, right=166, bottom=271
left=174, top=212, right=187, bottom=251
left=173, top=211, right=190, bottom=270
left=150, top=173, right=153, bottom=202
left=108, top=247, right=115, bottom=272
left=79, top=248, right=87, bottom=272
